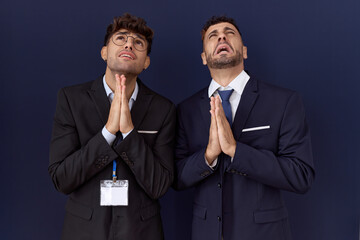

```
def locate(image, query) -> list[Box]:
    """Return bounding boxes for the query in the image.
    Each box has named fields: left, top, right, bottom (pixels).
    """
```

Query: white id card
left=100, top=180, right=128, bottom=206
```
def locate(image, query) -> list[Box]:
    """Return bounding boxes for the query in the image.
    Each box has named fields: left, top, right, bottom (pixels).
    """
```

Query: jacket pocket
left=65, top=198, right=93, bottom=221
left=140, top=202, right=160, bottom=221
left=240, top=127, right=272, bottom=138
left=193, top=204, right=207, bottom=220
left=254, top=207, right=288, bottom=223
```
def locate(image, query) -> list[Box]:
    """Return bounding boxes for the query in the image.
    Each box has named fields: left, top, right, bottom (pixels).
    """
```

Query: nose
left=218, top=33, right=226, bottom=42
left=124, top=36, right=134, bottom=50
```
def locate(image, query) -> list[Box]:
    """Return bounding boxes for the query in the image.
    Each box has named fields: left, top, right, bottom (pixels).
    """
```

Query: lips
left=214, top=43, right=233, bottom=55
left=118, top=51, right=136, bottom=60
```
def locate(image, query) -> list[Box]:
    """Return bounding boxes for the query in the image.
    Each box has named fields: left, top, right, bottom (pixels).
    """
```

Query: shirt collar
left=103, top=75, right=139, bottom=102
left=208, top=70, right=250, bottom=98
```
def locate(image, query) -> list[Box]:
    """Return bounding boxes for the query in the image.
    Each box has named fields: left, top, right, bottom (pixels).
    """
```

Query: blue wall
left=1, top=0, right=359, bottom=239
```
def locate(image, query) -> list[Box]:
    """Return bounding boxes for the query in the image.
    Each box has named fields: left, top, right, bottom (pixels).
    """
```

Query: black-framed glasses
left=111, top=33, right=147, bottom=52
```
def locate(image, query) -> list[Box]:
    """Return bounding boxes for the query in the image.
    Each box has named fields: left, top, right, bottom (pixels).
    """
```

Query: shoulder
left=255, top=79, right=295, bottom=95
left=177, top=87, right=208, bottom=109
left=253, top=79, right=305, bottom=113
left=138, top=80, right=175, bottom=110
left=60, top=77, right=101, bottom=96
left=254, top=79, right=301, bottom=100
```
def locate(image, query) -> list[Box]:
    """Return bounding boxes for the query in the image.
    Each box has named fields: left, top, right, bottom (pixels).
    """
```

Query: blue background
left=1, top=0, right=359, bottom=239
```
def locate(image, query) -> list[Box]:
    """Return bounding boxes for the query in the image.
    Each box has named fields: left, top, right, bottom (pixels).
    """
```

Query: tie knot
left=218, top=89, right=233, bottom=101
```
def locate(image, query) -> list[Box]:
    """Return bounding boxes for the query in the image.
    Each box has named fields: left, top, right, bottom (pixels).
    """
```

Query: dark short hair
left=201, top=16, right=242, bottom=41
left=103, top=13, right=154, bottom=54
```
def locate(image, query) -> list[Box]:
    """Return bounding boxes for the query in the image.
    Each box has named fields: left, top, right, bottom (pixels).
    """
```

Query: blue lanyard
left=112, top=160, right=117, bottom=182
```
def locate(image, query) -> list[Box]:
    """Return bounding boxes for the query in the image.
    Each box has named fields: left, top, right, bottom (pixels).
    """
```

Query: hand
left=214, top=96, right=236, bottom=157
left=205, top=97, right=222, bottom=165
left=119, top=75, right=134, bottom=134
left=105, top=74, right=122, bottom=134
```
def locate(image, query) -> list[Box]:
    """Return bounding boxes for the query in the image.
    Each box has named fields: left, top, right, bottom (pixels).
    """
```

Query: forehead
left=114, top=28, right=145, bottom=39
left=205, top=22, right=239, bottom=36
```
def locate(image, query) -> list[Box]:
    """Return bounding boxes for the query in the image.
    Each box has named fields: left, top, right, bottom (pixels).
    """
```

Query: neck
left=209, top=65, right=244, bottom=87
left=104, top=67, right=137, bottom=100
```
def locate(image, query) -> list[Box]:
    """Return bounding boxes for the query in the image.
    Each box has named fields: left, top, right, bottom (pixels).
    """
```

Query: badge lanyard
left=113, top=160, right=117, bottom=182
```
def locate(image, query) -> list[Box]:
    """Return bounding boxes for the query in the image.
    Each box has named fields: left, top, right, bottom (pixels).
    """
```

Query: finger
left=121, top=84, right=127, bottom=105
left=114, top=74, right=122, bottom=100
left=120, top=74, right=126, bottom=87
left=209, top=97, right=216, bottom=116
left=214, top=96, right=223, bottom=118
left=215, top=95, right=224, bottom=111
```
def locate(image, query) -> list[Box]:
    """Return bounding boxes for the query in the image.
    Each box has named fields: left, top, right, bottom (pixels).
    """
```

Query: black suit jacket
left=49, top=76, right=176, bottom=240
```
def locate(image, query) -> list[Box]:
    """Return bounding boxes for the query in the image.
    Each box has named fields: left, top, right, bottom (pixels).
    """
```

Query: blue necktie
left=218, top=89, right=234, bottom=125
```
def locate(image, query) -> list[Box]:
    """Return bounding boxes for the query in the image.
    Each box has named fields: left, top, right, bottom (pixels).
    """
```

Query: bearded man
left=175, top=16, right=315, bottom=240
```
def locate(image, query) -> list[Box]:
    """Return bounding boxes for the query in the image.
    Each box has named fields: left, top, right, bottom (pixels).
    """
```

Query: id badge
left=100, top=180, right=128, bottom=206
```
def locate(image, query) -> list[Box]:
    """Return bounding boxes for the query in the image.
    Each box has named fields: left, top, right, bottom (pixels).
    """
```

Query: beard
left=206, top=51, right=242, bottom=69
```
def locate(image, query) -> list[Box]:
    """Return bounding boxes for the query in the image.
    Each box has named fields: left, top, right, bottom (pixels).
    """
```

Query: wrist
left=120, top=123, right=134, bottom=134
left=226, top=143, right=236, bottom=158
left=205, top=149, right=217, bottom=164
left=105, top=123, right=117, bottom=135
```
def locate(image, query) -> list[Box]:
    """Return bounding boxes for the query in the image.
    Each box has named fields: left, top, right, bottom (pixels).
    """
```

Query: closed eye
left=208, top=33, right=217, bottom=39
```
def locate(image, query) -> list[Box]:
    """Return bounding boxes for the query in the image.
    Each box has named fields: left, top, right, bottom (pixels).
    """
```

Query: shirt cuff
left=122, top=128, right=133, bottom=139
left=205, top=156, right=218, bottom=169
left=102, top=126, right=116, bottom=145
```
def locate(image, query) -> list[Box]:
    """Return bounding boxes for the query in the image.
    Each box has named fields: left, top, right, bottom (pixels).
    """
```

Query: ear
left=143, top=56, right=150, bottom=70
left=201, top=52, right=207, bottom=65
left=242, top=46, right=248, bottom=59
left=101, top=46, right=107, bottom=61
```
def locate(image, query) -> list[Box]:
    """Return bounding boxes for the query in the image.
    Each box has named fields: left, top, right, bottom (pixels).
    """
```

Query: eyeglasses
left=111, top=33, right=147, bottom=52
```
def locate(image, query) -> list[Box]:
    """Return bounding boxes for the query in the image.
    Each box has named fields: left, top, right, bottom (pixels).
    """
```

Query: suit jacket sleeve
left=175, top=103, right=216, bottom=190
left=49, top=88, right=118, bottom=195
left=113, top=103, right=176, bottom=199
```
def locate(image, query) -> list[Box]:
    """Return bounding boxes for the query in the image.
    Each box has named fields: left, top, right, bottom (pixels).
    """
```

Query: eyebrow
left=207, top=26, right=237, bottom=38
left=115, top=31, right=145, bottom=41
left=224, top=26, right=236, bottom=32
left=208, top=29, right=218, bottom=37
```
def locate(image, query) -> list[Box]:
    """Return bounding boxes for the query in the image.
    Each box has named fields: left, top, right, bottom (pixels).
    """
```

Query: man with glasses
left=49, top=13, right=175, bottom=240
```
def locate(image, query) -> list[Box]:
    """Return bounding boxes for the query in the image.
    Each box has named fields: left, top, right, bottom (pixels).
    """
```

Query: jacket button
left=217, top=183, right=222, bottom=188
left=217, top=216, right=221, bottom=222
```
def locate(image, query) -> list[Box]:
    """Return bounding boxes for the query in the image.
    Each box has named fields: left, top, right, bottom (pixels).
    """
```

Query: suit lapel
left=130, top=80, right=153, bottom=129
left=88, top=76, right=110, bottom=125
left=232, top=78, right=259, bottom=140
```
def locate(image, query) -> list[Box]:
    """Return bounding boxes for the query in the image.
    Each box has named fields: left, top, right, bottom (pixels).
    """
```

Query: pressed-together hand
left=205, top=96, right=236, bottom=163
left=214, top=96, right=236, bottom=157
left=119, top=74, right=134, bottom=134
left=105, top=74, right=134, bottom=135
left=205, top=96, right=222, bottom=165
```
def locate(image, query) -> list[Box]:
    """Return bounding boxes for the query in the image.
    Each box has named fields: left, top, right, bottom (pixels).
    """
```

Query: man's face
left=101, top=29, right=150, bottom=76
left=201, top=22, right=247, bottom=70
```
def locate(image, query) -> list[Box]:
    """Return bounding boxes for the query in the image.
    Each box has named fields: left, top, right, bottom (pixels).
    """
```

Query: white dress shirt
left=101, top=75, right=138, bottom=145
left=206, top=70, right=250, bottom=167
